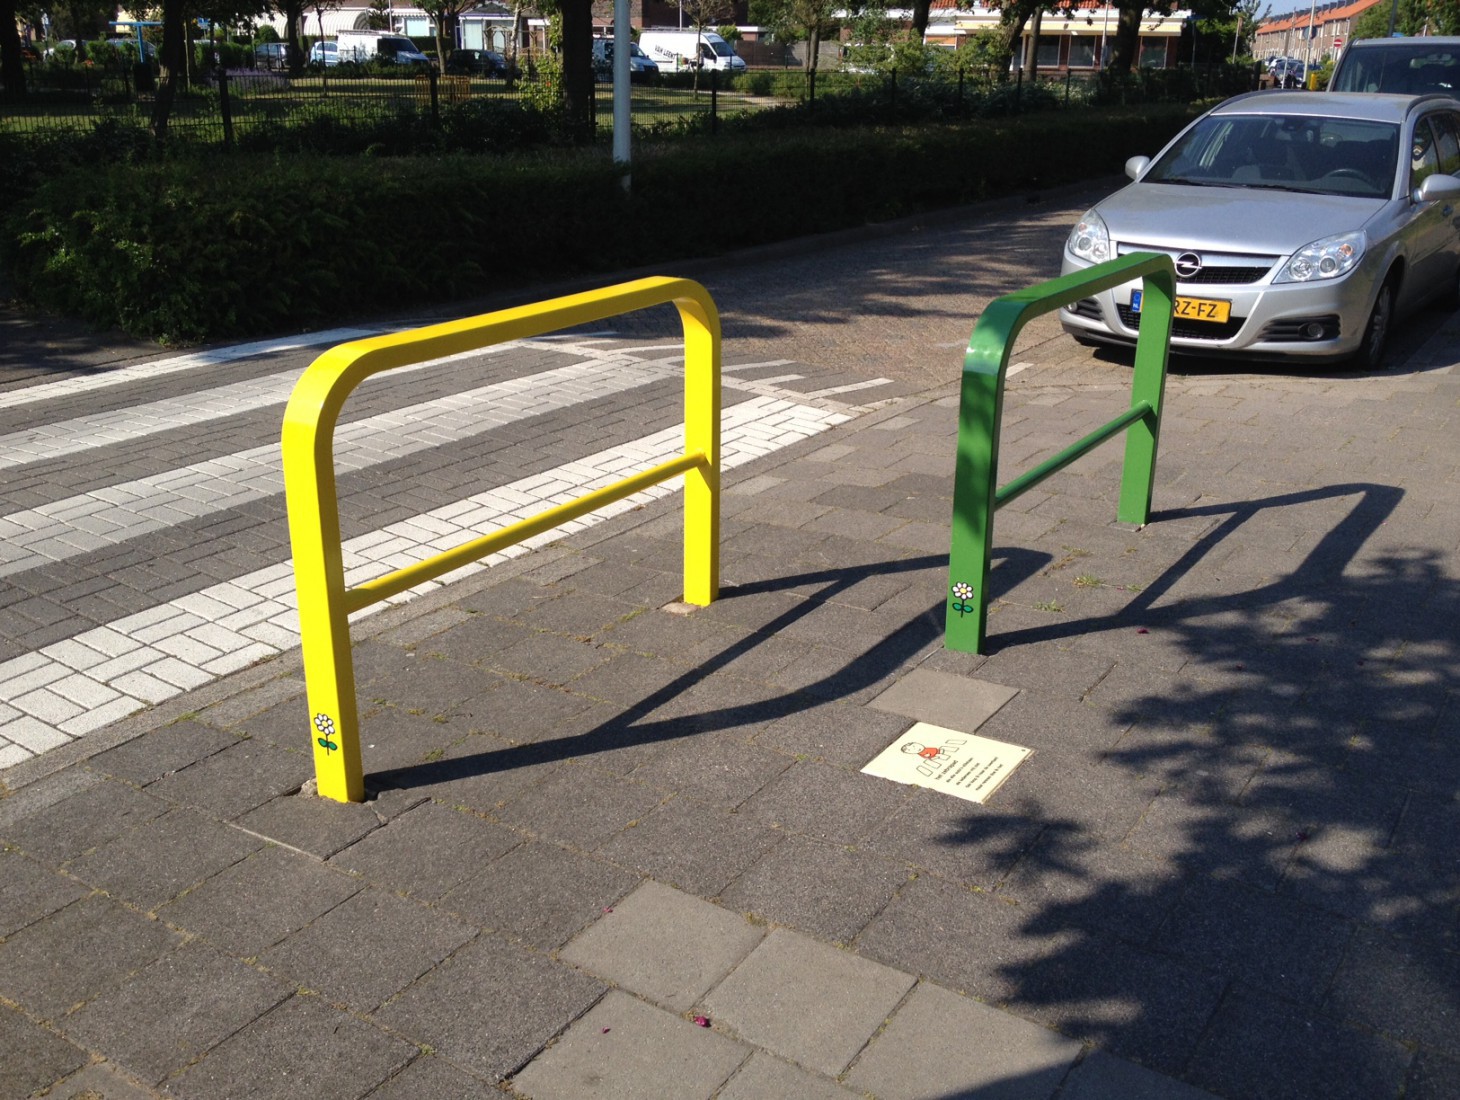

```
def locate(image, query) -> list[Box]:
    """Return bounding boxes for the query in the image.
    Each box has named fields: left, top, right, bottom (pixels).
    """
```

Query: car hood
left=1097, top=183, right=1388, bottom=255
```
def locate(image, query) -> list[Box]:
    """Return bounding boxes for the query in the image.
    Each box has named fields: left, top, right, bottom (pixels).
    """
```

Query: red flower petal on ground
left=693, top=1016, right=710, bottom=1027
left=1136, top=628, right=1149, bottom=634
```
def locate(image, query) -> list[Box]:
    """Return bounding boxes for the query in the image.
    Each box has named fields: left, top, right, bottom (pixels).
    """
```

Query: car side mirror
left=1414, top=173, right=1460, bottom=203
left=1125, top=156, right=1151, bottom=181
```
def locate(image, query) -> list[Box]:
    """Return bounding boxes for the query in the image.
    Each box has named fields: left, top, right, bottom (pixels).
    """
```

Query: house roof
left=1258, top=0, right=1383, bottom=35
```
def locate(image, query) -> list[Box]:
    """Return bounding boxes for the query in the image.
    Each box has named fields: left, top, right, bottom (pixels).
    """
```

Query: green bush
left=1, top=105, right=1196, bottom=343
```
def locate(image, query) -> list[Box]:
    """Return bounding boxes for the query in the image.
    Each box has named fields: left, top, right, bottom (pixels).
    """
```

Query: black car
left=446, top=48, right=516, bottom=78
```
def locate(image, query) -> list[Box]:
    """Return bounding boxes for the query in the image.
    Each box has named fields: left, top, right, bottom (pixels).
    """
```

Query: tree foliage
left=750, top=0, right=853, bottom=73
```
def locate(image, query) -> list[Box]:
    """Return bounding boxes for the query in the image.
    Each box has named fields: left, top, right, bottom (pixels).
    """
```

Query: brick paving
left=2, top=183, right=1459, bottom=1098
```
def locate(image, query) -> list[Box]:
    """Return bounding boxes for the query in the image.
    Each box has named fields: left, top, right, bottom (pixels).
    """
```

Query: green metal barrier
left=945, top=252, right=1175, bottom=654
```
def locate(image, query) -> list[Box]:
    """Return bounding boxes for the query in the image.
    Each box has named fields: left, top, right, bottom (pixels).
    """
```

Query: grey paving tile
left=0, top=848, right=89, bottom=936
left=45, top=1060, right=164, bottom=1100
left=0, top=1001, right=88, bottom=1099
left=1151, top=877, right=1354, bottom=1006
left=372, top=933, right=607, bottom=1083
left=0, top=895, right=180, bottom=1021
left=163, top=994, right=415, bottom=1100
left=738, top=759, right=912, bottom=844
left=511, top=990, right=749, bottom=1100
left=0, top=765, right=104, bottom=831
left=328, top=801, right=520, bottom=902
left=866, top=668, right=1021, bottom=731
left=157, top=845, right=362, bottom=956
left=593, top=795, right=783, bottom=896
left=559, top=881, right=764, bottom=1012
left=1058, top=1051, right=1223, bottom=1100
left=1322, top=925, right=1460, bottom=1057
left=863, top=786, right=1045, bottom=889
left=61, top=941, right=292, bottom=1086
left=718, top=835, right=911, bottom=944
left=752, top=699, right=912, bottom=767
left=1404, top=1051, right=1460, bottom=1100
left=143, top=739, right=313, bottom=821
left=716, top=1051, right=861, bottom=1100
left=1, top=776, right=170, bottom=863
left=495, top=763, right=668, bottom=850
left=846, top=981, right=1082, bottom=1100
left=360, top=1054, right=493, bottom=1099
left=85, top=718, right=241, bottom=784
left=625, top=734, right=793, bottom=808
left=702, top=928, right=916, bottom=1077
left=441, top=839, right=639, bottom=951
left=1186, top=988, right=1412, bottom=1100
left=232, top=789, right=384, bottom=860
left=66, top=807, right=264, bottom=913
left=259, top=886, right=474, bottom=1014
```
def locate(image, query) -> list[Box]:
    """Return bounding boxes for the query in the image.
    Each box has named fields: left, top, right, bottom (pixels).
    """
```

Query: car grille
left=1066, top=297, right=1103, bottom=320
left=1117, top=245, right=1276, bottom=285
left=1179, top=266, right=1272, bottom=286
left=1255, top=315, right=1341, bottom=342
left=1115, top=305, right=1246, bottom=341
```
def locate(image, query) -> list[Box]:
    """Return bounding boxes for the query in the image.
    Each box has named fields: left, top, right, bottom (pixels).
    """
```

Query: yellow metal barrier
left=282, top=277, right=722, bottom=802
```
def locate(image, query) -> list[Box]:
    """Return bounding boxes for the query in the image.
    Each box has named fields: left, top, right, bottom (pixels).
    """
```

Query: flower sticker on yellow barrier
left=314, top=712, right=338, bottom=755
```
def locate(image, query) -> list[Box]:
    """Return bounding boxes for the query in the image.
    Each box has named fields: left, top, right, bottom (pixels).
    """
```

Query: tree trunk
left=805, top=26, right=820, bottom=75
left=558, top=0, right=594, bottom=143
left=284, top=0, right=306, bottom=76
left=151, top=0, right=186, bottom=139
left=1027, top=7, right=1043, bottom=82
left=1107, top=1, right=1142, bottom=75
left=911, top=0, right=932, bottom=38
left=0, top=0, right=26, bottom=101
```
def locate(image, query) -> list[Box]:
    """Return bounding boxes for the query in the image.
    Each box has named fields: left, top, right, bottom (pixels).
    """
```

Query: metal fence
left=1, top=57, right=1258, bottom=148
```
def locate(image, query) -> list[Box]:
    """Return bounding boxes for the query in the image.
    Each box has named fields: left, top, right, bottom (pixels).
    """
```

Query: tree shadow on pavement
left=911, top=481, right=1459, bottom=1098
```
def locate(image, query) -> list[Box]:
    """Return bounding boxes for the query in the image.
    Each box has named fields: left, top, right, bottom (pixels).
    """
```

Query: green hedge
left=1, top=104, right=1195, bottom=343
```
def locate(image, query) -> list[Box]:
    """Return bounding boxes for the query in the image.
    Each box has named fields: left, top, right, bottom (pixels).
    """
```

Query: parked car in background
left=1328, top=37, right=1460, bottom=95
left=335, top=29, right=433, bottom=68
left=309, top=41, right=339, bottom=67
left=254, top=42, right=300, bottom=70
left=1060, top=91, right=1460, bottom=370
left=446, top=48, right=516, bottom=77
left=637, top=29, right=745, bottom=73
left=591, top=37, right=660, bottom=82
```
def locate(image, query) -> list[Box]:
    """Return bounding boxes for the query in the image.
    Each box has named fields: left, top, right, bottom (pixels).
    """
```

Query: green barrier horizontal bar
left=995, top=401, right=1153, bottom=509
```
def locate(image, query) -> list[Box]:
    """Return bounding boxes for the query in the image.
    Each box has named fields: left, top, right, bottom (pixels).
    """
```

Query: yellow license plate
left=1133, top=290, right=1232, bottom=323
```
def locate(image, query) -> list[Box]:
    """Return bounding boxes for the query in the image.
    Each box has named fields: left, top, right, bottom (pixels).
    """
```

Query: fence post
left=218, top=67, right=234, bottom=149
left=711, top=66, right=718, bottom=133
left=429, top=66, right=439, bottom=126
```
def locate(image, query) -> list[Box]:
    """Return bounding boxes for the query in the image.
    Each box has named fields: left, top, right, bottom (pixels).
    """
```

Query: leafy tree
left=750, top=0, right=850, bottom=75
left=418, top=0, right=475, bottom=68
left=534, top=0, right=593, bottom=142
left=1351, top=0, right=1426, bottom=38
left=363, top=0, right=391, bottom=29
left=680, top=0, right=735, bottom=92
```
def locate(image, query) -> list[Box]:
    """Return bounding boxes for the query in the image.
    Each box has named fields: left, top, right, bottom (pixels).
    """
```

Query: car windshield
left=1143, top=114, right=1399, bottom=198
left=1330, top=44, right=1460, bottom=93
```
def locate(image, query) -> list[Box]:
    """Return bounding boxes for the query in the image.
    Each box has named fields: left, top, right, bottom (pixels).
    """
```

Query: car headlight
left=1274, top=231, right=1365, bottom=283
left=1066, top=209, right=1112, bottom=264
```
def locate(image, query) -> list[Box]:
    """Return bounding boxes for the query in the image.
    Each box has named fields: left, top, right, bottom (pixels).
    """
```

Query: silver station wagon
left=1060, top=91, right=1460, bottom=369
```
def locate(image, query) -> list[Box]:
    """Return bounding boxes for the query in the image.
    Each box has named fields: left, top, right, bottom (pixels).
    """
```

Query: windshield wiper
left=1150, top=177, right=1247, bottom=188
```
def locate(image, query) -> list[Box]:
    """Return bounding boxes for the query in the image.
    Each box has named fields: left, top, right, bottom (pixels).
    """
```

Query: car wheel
left=1352, top=278, right=1395, bottom=371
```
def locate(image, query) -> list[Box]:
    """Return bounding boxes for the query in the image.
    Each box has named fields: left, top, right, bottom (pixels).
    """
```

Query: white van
left=637, top=30, right=746, bottom=73
left=335, top=29, right=432, bottom=68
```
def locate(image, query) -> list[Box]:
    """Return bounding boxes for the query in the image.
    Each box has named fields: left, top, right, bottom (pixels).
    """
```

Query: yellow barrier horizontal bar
left=342, top=451, right=708, bottom=613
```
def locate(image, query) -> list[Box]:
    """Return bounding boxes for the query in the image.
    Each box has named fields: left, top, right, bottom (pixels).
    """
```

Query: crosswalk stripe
left=0, top=396, right=850, bottom=767
left=0, top=355, right=687, bottom=576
